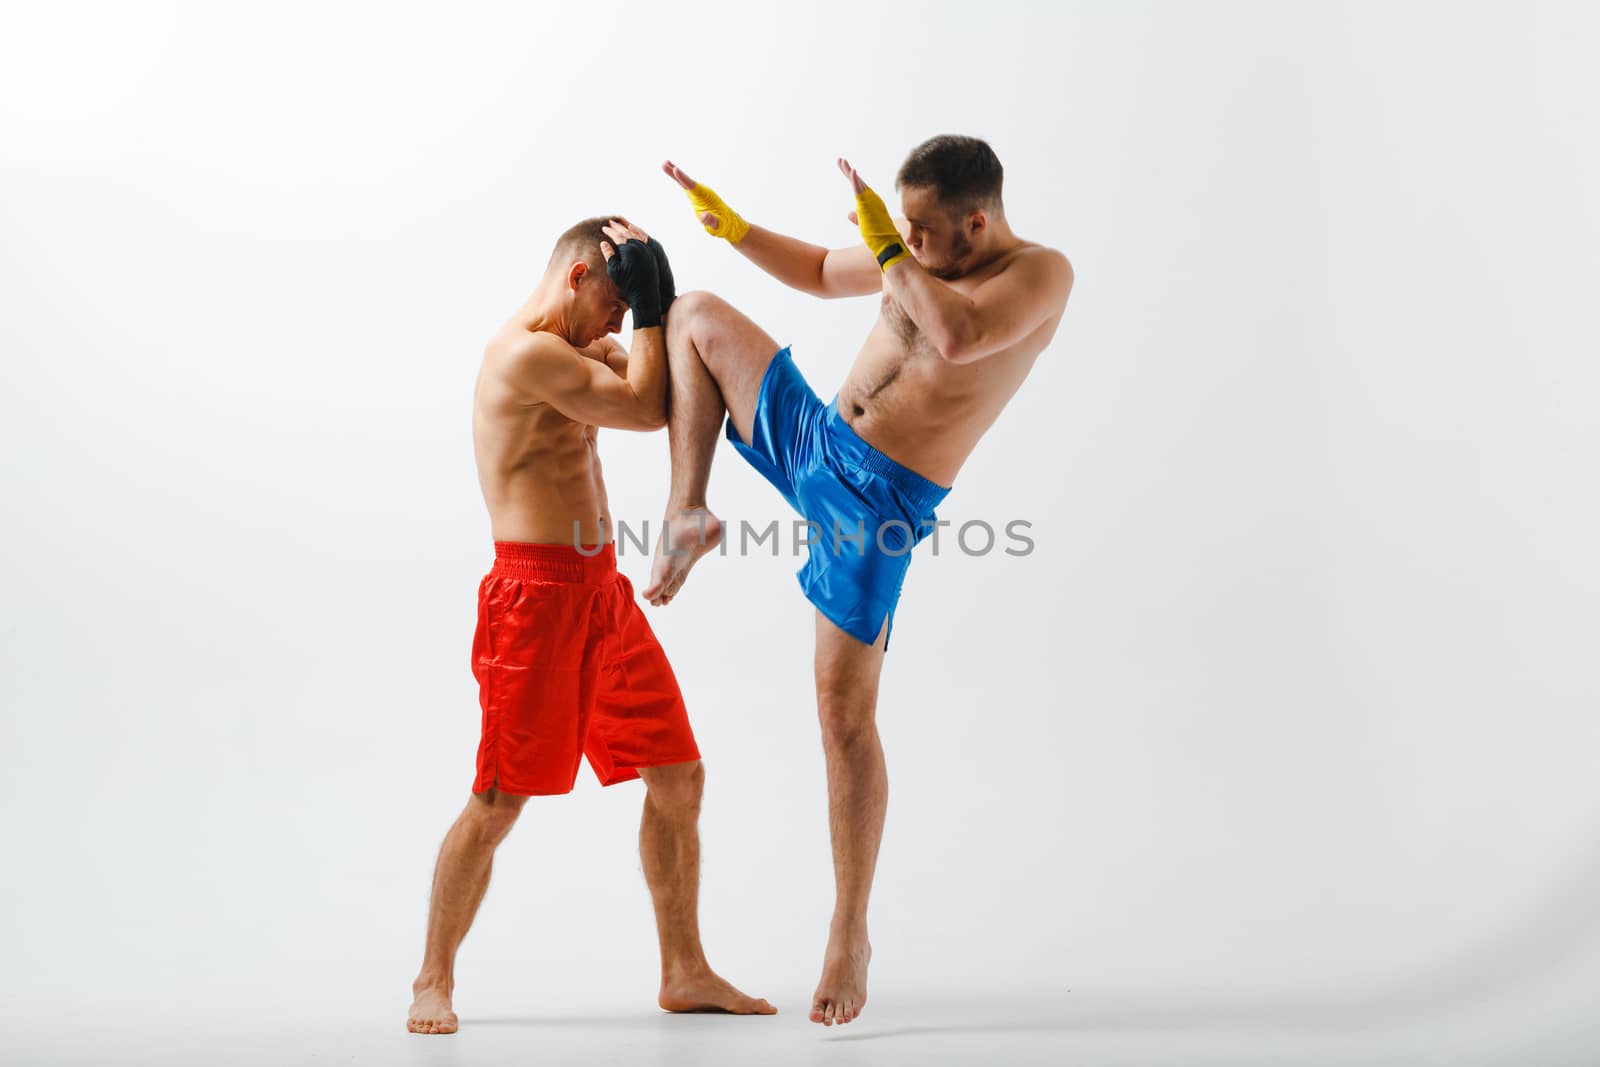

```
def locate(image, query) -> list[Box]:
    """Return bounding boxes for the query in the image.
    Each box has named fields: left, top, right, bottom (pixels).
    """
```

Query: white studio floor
left=13, top=968, right=1600, bottom=1067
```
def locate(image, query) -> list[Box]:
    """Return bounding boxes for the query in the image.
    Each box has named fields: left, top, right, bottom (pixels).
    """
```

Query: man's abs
left=472, top=371, right=611, bottom=546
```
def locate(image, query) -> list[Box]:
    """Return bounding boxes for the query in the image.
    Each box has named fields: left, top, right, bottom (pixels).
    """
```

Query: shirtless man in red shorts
left=407, top=217, right=774, bottom=1034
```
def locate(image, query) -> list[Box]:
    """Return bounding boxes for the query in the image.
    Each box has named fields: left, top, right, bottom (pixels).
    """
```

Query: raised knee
left=666, top=290, right=729, bottom=338
left=670, top=289, right=721, bottom=320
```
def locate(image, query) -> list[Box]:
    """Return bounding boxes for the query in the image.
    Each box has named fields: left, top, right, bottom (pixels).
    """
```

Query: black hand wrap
left=646, top=236, right=676, bottom=318
left=605, top=238, right=663, bottom=330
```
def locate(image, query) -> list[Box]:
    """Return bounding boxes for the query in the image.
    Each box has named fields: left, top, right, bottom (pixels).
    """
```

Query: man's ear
left=967, top=210, right=988, bottom=238
left=568, top=262, right=587, bottom=292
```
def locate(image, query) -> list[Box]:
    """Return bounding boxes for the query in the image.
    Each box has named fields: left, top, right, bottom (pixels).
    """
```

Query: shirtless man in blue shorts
left=640, top=135, right=1075, bottom=1026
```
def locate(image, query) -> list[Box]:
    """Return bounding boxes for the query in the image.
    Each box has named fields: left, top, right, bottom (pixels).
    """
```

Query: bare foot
left=659, top=968, right=777, bottom=1015
left=643, top=508, right=723, bottom=606
left=407, top=983, right=458, bottom=1035
left=810, top=936, right=871, bottom=1026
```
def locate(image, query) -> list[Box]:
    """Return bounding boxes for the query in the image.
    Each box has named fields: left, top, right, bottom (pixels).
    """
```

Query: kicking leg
left=810, top=612, right=889, bottom=1026
left=408, top=788, right=528, bottom=1034
left=638, top=760, right=776, bottom=1015
left=645, top=291, right=781, bottom=606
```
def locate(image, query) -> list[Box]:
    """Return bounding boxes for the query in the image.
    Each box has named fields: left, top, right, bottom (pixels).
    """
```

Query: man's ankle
left=660, top=954, right=712, bottom=982
left=413, top=972, right=454, bottom=995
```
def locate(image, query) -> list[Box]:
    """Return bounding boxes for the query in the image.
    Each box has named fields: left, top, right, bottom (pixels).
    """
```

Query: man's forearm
left=883, top=264, right=977, bottom=362
left=732, top=225, right=831, bottom=296
left=626, top=325, right=668, bottom=424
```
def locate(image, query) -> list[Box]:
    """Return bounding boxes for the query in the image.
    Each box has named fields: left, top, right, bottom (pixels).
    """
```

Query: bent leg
left=638, top=760, right=776, bottom=1015
left=408, top=788, right=528, bottom=1034
left=646, top=291, right=783, bottom=605
left=666, top=289, right=781, bottom=474
left=810, top=611, right=889, bottom=1026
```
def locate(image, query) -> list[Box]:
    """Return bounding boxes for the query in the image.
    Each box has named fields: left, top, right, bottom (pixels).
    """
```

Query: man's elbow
left=798, top=269, right=837, bottom=300
left=936, top=328, right=987, bottom=365
left=606, top=400, right=666, bottom=432
left=787, top=280, right=827, bottom=299
left=936, top=340, right=970, bottom=364
left=638, top=396, right=668, bottom=430
left=623, top=403, right=666, bottom=431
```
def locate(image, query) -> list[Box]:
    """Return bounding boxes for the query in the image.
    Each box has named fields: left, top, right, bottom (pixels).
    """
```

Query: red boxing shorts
left=471, top=542, right=700, bottom=796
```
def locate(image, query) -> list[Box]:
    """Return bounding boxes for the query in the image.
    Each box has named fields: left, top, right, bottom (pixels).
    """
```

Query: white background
left=3, top=2, right=1598, bottom=1064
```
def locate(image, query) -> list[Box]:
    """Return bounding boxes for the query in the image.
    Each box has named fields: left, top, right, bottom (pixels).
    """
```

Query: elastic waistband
left=823, top=399, right=952, bottom=513
left=491, top=541, right=617, bottom=584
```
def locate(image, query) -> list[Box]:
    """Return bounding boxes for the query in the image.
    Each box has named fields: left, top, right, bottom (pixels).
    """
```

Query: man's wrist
left=876, top=243, right=911, bottom=272
left=645, top=237, right=676, bottom=312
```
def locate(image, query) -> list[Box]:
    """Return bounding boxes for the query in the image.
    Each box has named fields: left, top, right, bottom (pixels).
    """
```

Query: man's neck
left=980, top=220, right=1024, bottom=256
left=516, top=280, right=572, bottom=341
left=957, top=231, right=1025, bottom=278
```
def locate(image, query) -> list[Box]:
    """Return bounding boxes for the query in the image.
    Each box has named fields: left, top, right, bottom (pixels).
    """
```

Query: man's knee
left=817, top=689, right=877, bottom=753
left=666, top=290, right=708, bottom=353
left=643, top=759, right=705, bottom=812
left=667, top=290, right=732, bottom=340
left=670, top=289, right=722, bottom=322
left=465, top=789, right=525, bottom=842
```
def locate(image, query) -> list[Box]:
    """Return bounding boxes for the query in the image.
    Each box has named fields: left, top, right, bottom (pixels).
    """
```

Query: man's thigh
left=668, top=290, right=782, bottom=447
left=813, top=608, right=888, bottom=720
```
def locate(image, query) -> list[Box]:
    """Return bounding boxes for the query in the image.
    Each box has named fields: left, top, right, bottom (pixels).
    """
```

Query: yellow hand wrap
left=854, top=184, right=910, bottom=272
left=685, top=182, right=750, bottom=244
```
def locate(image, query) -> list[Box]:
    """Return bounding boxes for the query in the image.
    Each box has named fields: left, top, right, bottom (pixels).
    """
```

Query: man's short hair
left=895, top=135, right=1004, bottom=217
left=547, top=216, right=614, bottom=278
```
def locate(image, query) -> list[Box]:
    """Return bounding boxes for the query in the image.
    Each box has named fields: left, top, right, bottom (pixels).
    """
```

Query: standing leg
left=638, top=760, right=776, bottom=1014
left=644, top=291, right=782, bottom=606
left=810, top=611, right=890, bottom=1026
left=408, top=788, right=528, bottom=1034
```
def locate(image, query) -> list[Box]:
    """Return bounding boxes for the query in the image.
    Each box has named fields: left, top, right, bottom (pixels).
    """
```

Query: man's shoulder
left=996, top=242, right=1073, bottom=307
left=487, top=327, right=572, bottom=368
left=1006, top=241, right=1072, bottom=276
left=479, top=330, right=578, bottom=414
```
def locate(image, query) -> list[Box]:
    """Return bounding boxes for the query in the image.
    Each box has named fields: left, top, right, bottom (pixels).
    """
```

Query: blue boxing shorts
left=725, top=346, right=950, bottom=649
